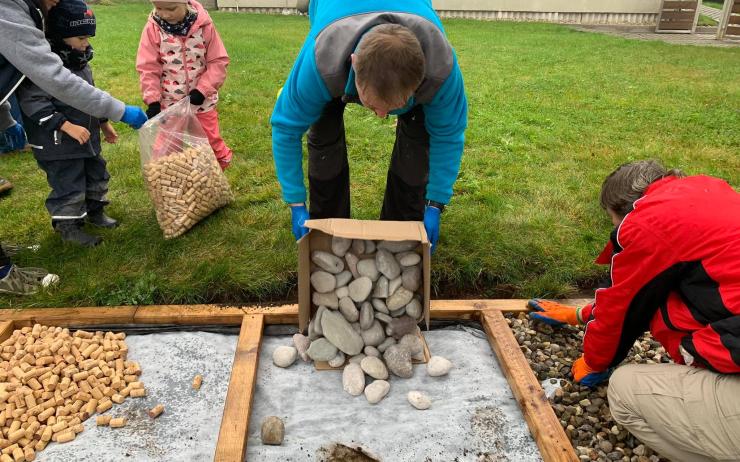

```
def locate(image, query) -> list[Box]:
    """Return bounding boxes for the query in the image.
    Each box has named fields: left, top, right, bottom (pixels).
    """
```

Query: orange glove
left=572, top=355, right=611, bottom=387
left=528, top=299, right=584, bottom=327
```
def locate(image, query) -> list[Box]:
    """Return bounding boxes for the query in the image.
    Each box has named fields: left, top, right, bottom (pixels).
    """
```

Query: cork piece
left=0, top=324, right=141, bottom=458
left=148, top=404, right=164, bottom=419
left=142, top=146, right=234, bottom=239
left=109, top=418, right=127, bottom=429
left=192, top=374, right=203, bottom=390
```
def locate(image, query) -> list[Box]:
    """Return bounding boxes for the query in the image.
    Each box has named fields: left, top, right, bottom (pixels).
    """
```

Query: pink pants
left=196, top=109, right=232, bottom=170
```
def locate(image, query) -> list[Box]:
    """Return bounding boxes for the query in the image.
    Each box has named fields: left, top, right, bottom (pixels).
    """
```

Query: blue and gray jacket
left=270, top=0, right=468, bottom=206
left=17, top=64, right=102, bottom=161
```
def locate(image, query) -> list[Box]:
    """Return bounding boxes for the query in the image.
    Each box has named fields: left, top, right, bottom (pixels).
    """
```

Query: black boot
left=55, top=222, right=102, bottom=247
left=87, top=210, right=119, bottom=229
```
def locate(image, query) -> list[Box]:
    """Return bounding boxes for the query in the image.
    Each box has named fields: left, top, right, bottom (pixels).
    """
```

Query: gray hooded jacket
left=0, top=0, right=125, bottom=123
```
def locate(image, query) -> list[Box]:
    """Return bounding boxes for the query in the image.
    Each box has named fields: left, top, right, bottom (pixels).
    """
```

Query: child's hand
left=101, top=121, right=118, bottom=144
left=61, top=121, right=90, bottom=144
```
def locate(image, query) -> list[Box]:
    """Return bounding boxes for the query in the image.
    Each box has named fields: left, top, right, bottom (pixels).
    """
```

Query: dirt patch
left=316, top=443, right=382, bottom=462
left=469, top=406, right=508, bottom=462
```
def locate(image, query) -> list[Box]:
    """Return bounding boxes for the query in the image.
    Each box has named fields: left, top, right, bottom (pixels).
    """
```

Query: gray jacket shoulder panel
left=0, top=0, right=124, bottom=121
left=314, top=12, right=453, bottom=104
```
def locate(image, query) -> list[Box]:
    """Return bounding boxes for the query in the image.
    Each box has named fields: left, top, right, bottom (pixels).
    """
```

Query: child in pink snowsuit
left=136, top=0, right=232, bottom=169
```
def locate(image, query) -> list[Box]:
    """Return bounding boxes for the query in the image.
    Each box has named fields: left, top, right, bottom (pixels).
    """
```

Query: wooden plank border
left=481, top=310, right=577, bottom=462
left=0, top=299, right=591, bottom=326
left=0, top=301, right=581, bottom=461
left=215, top=315, right=264, bottom=462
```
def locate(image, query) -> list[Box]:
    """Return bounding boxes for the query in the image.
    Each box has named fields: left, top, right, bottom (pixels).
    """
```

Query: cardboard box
left=298, top=218, right=431, bottom=335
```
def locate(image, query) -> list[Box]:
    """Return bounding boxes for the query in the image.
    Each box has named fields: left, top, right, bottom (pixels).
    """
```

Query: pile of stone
left=273, top=237, right=452, bottom=406
left=506, top=312, right=670, bottom=462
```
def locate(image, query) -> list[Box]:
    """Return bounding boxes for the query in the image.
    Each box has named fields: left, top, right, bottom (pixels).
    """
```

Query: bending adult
left=530, top=160, right=740, bottom=462
left=271, top=0, right=467, bottom=251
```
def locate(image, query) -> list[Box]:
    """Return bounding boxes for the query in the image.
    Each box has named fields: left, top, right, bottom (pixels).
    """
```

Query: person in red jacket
left=530, top=160, right=740, bottom=462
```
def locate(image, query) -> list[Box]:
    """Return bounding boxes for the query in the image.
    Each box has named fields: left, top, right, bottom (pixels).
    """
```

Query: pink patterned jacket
left=136, top=0, right=229, bottom=113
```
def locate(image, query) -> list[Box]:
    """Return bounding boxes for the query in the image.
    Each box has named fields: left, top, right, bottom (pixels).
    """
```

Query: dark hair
left=600, top=160, right=684, bottom=216
left=353, top=24, right=425, bottom=106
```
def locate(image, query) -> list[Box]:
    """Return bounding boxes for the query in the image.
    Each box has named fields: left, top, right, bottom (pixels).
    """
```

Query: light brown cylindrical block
left=8, top=428, right=25, bottom=443
left=83, top=399, right=97, bottom=417
left=109, top=417, right=127, bottom=428
left=148, top=404, right=164, bottom=419
left=50, top=421, right=67, bottom=433
left=40, top=426, right=52, bottom=443
left=192, top=374, right=203, bottom=390
left=26, top=378, right=42, bottom=391
left=0, top=453, right=12, bottom=462
left=90, top=386, right=104, bottom=400
left=11, top=448, right=23, bottom=462
left=111, top=394, right=125, bottom=404
left=54, top=431, right=75, bottom=444
left=96, top=399, right=112, bottom=414
left=34, top=356, right=54, bottom=367
left=129, top=389, right=147, bottom=398
left=23, top=447, right=34, bottom=462
left=37, top=407, right=54, bottom=422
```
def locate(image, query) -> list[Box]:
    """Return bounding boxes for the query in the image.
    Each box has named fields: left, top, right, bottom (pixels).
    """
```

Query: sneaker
left=0, top=265, right=59, bottom=295
left=0, top=178, right=12, bottom=194
left=2, top=243, right=41, bottom=257
left=56, top=222, right=102, bottom=247
left=87, top=211, right=119, bottom=229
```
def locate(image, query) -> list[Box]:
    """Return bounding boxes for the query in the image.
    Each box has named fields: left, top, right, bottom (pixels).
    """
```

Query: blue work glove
left=120, top=106, right=148, bottom=129
left=423, top=205, right=441, bottom=254
left=290, top=204, right=310, bottom=241
left=5, top=123, right=26, bottom=151
left=572, top=356, right=613, bottom=388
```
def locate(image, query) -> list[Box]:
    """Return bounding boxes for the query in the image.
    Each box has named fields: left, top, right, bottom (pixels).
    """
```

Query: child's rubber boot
left=56, top=222, right=102, bottom=247
left=87, top=210, right=119, bottom=229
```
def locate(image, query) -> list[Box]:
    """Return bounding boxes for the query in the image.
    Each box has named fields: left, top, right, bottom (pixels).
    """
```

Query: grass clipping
left=143, top=146, right=233, bottom=239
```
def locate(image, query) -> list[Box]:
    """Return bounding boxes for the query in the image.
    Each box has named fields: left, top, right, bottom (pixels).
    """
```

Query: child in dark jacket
left=18, top=0, right=119, bottom=247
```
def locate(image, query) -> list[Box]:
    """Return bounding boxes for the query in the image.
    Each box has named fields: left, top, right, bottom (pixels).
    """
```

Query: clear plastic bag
left=138, top=98, right=233, bottom=239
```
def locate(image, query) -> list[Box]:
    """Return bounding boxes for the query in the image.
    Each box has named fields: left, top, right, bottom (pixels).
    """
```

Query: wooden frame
left=0, top=299, right=585, bottom=462
left=656, top=0, right=701, bottom=33
left=717, top=0, right=740, bottom=39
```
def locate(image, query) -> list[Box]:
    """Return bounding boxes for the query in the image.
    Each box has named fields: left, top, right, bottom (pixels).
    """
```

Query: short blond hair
left=354, top=24, right=425, bottom=106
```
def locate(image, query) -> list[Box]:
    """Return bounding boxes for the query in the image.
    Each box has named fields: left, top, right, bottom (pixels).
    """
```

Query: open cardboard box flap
left=298, top=218, right=431, bottom=334
left=304, top=219, right=429, bottom=244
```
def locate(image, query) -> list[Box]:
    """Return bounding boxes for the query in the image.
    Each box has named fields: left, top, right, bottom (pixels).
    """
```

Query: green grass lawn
left=1, top=3, right=738, bottom=308
left=698, top=14, right=718, bottom=26
left=703, top=1, right=726, bottom=10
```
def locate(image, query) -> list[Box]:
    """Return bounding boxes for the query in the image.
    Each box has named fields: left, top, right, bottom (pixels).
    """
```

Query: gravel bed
left=505, top=312, right=672, bottom=462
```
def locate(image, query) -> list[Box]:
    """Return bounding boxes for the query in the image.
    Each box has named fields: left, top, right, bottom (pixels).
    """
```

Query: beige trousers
left=608, top=363, right=740, bottom=462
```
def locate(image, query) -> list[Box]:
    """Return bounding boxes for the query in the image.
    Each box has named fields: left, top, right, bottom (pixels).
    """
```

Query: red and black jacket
left=580, top=175, right=740, bottom=374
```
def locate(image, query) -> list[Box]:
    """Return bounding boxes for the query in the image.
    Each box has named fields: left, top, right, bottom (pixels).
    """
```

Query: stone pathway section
left=699, top=3, right=723, bottom=22
left=571, top=25, right=740, bottom=47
